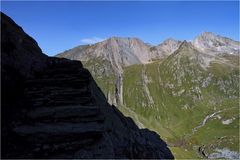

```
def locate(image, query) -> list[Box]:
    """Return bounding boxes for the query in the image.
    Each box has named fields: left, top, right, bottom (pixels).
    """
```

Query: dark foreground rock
left=1, top=12, right=174, bottom=159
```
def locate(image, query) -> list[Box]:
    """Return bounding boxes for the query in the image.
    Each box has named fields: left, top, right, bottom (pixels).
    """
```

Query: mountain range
left=56, top=32, right=240, bottom=159
left=57, top=32, right=239, bottom=67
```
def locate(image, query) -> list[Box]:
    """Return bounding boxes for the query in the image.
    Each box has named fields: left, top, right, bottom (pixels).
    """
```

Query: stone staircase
left=13, top=58, right=105, bottom=158
left=2, top=12, right=174, bottom=158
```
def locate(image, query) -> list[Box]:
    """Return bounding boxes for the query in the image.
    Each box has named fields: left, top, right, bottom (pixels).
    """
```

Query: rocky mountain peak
left=199, top=31, right=217, bottom=37
left=159, top=38, right=182, bottom=49
left=149, top=38, right=182, bottom=59
left=87, top=36, right=151, bottom=67
left=175, top=40, right=197, bottom=53
left=103, top=36, right=147, bottom=47
left=192, top=32, right=240, bottom=54
left=195, top=32, right=228, bottom=44
left=180, top=40, right=191, bottom=46
left=162, top=38, right=180, bottom=44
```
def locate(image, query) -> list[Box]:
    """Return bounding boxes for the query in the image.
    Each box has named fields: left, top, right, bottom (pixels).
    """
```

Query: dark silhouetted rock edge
left=1, top=12, right=174, bottom=159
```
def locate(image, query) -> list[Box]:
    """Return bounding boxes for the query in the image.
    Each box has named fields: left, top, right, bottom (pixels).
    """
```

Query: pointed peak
left=195, top=31, right=220, bottom=40
left=107, top=36, right=141, bottom=41
left=162, top=38, right=180, bottom=44
left=103, top=36, right=146, bottom=46
left=179, top=40, right=188, bottom=46
left=158, top=38, right=181, bottom=47
left=178, top=40, right=195, bottom=50
left=164, top=38, right=178, bottom=42
left=200, top=31, right=216, bottom=36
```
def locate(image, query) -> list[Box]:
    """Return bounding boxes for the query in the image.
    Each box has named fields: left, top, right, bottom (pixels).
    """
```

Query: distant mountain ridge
left=56, top=32, right=239, bottom=67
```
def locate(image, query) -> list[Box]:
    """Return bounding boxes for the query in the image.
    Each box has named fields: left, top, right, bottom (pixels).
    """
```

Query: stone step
left=35, top=114, right=105, bottom=123
left=26, top=85, right=88, bottom=93
left=35, top=139, right=96, bottom=155
left=14, top=122, right=103, bottom=137
left=50, top=73, right=89, bottom=79
left=26, top=90, right=91, bottom=100
left=27, top=105, right=100, bottom=119
left=25, top=78, right=89, bottom=87
left=42, top=68, right=90, bottom=78
left=30, top=96, right=93, bottom=107
left=26, top=86, right=89, bottom=96
left=47, top=57, right=83, bottom=68
left=13, top=122, right=103, bottom=143
left=29, top=95, right=92, bottom=102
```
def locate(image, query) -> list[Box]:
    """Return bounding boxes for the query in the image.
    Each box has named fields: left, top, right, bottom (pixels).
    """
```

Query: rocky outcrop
left=57, top=37, right=151, bottom=69
left=192, top=32, right=240, bottom=55
left=150, top=38, right=182, bottom=60
left=1, top=12, right=174, bottom=159
left=1, top=12, right=48, bottom=77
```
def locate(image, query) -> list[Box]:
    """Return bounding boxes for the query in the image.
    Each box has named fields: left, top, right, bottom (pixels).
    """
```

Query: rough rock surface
left=56, top=37, right=183, bottom=71
left=57, top=32, right=239, bottom=67
left=57, top=37, right=152, bottom=74
left=1, top=12, right=174, bottom=159
left=192, top=32, right=240, bottom=55
left=150, top=38, right=182, bottom=59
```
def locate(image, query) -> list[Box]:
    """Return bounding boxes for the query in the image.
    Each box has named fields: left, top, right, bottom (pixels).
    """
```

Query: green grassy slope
left=122, top=45, right=239, bottom=158
left=82, top=58, right=117, bottom=104
left=82, top=45, right=239, bottom=158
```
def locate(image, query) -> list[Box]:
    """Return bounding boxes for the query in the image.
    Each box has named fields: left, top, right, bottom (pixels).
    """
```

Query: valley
left=56, top=32, right=240, bottom=159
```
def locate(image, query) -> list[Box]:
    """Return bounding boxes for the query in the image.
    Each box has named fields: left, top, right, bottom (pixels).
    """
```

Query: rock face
left=57, top=32, right=240, bottom=66
left=192, top=32, right=240, bottom=55
left=150, top=38, right=182, bottom=59
left=1, top=12, right=48, bottom=77
left=1, top=12, right=174, bottom=159
left=57, top=37, right=152, bottom=73
left=56, top=37, right=183, bottom=73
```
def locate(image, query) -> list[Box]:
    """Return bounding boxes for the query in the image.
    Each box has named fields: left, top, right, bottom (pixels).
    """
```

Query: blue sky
left=1, top=1, right=239, bottom=56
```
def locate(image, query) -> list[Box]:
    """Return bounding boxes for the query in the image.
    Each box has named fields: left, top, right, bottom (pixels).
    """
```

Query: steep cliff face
left=1, top=12, right=174, bottom=159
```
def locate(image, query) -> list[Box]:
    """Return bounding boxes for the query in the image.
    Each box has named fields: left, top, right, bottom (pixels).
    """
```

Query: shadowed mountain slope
left=1, top=12, right=174, bottom=159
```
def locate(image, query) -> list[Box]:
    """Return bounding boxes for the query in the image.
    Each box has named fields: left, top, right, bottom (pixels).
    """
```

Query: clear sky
left=1, top=1, right=239, bottom=56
